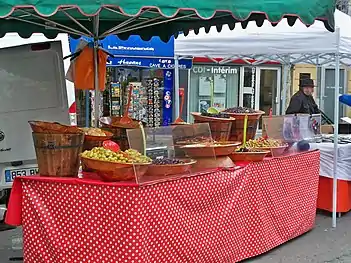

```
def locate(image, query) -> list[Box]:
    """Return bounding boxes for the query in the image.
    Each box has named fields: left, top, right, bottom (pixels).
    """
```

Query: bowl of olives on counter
left=80, top=147, right=151, bottom=181
left=146, top=158, right=197, bottom=177
left=229, top=146, right=270, bottom=162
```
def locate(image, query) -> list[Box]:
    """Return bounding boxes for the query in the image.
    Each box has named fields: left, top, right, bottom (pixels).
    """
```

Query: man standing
left=286, top=78, right=320, bottom=115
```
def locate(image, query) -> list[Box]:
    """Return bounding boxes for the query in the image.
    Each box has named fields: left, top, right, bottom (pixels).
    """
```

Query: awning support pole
left=332, top=27, right=341, bottom=228
left=93, top=15, right=100, bottom=128
left=174, top=55, right=180, bottom=119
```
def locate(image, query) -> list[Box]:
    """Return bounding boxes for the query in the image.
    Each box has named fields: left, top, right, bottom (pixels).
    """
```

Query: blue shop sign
left=108, top=57, right=192, bottom=69
left=69, top=35, right=192, bottom=69
left=69, top=35, right=174, bottom=57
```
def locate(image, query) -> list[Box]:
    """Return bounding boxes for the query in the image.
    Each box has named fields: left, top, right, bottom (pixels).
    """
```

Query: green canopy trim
left=0, top=1, right=336, bottom=41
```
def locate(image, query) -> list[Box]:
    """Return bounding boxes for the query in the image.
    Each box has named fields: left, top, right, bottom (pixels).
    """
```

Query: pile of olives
left=223, top=107, right=256, bottom=114
left=200, top=112, right=231, bottom=119
left=235, top=146, right=263, bottom=153
left=245, top=138, right=283, bottom=148
left=81, top=147, right=151, bottom=164
left=152, top=158, right=185, bottom=165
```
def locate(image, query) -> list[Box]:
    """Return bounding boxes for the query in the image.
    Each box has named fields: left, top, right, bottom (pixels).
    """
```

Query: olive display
left=82, top=147, right=151, bottom=164
left=223, top=107, right=256, bottom=114
left=245, top=138, right=284, bottom=148
left=152, top=158, right=185, bottom=165
left=235, top=147, right=264, bottom=153
left=200, top=112, right=231, bottom=119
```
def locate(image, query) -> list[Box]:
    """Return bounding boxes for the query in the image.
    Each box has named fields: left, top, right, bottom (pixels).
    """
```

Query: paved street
left=1, top=213, right=351, bottom=263
left=246, top=212, right=351, bottom=263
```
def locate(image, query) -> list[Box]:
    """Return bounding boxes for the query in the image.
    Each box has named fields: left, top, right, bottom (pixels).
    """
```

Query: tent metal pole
left=332, top=27, right=341, bottom=228
left=281, top=56, right=291, bottom=114
left=174, top=55, right=180, bottom=119
left=93, top=15, right=100, bottom=128
left=85, top=90, right=90, bottom=127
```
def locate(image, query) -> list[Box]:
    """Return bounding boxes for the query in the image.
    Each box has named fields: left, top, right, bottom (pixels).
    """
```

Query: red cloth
left=6, top=151, right=320, bottom=263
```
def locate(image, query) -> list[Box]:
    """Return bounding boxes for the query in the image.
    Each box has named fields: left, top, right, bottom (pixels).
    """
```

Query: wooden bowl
left=180, top=142, right=240, bottom=157
left=99, top=116, right=141, bottom=129
left=146, top=159, right=197, bottom=177
left=81, top=130, right=114, bottom=141
left=222, top=110, right=265, bottom=120
left=191, top=112, right=235, bottom=122
left=253, top=145, right=288, bottom=156
left=229, top=151, right=270, bottom=162
left=80, top=156, right=150, bottom=182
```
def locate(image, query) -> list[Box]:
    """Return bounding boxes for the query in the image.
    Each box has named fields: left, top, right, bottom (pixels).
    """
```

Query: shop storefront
left=183, top=59, right=281, bottom=122
left=69, top=35, right=192, bottom=127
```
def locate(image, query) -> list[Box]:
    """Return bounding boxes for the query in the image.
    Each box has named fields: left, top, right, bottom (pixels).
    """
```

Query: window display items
left=199, top=99, right=211, bottom=113
left=128, top=82, right=147, bottom=123
left=213, top=97, right=226, bottom=110
left=110, top=83, right=122, bottom=116
left=214, top=74, right=227, bottom=93
left=188, top=65, right=239, bottom=122
left=146, top=78, right=163, bottom=127
left=199, top=76, right=212, bottom=96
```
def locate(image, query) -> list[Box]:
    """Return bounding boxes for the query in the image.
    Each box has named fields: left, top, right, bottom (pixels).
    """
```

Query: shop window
left=189, top=65, right=240, bottom=120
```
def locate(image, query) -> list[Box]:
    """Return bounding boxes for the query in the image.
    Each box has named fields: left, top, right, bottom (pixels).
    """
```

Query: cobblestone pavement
left=1, top=213, right=351, bottom=263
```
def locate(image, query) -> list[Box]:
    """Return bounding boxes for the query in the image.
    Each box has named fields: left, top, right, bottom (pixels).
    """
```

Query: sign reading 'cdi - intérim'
left=192, top=66, right=238, bottom=74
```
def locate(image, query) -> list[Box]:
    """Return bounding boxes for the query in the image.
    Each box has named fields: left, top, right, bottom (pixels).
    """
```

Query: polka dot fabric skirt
left=7, top=150, right=320, bottom=263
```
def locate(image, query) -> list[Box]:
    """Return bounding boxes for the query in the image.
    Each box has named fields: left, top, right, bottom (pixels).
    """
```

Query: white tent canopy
left=174, top=10, right=348, bottom=228
left=174, top=10, right=351, bottom=66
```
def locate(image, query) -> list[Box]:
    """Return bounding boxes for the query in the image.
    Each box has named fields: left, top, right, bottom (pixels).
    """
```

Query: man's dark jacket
left=286, top=90, right=320, bottom=115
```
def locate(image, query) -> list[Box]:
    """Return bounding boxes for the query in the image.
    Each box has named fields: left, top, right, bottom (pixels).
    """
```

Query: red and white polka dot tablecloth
left=6, top=150, right=320, bottom=263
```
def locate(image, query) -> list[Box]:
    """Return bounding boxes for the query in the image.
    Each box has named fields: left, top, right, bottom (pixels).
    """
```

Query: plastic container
left=32, top=133, right=84, bottom=177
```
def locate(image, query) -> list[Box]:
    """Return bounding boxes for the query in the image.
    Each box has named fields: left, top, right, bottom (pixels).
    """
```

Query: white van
left=0, top=33, right=75, bottom=208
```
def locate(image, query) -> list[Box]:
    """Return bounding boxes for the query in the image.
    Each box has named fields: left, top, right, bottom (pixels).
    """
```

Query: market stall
left=0, top=0, right=336, bottom=262
left=3, top=104, right=322, bottom=262
left=174, top=9, right=350, bottom=226
left=6, top=151, right=320, bottom=263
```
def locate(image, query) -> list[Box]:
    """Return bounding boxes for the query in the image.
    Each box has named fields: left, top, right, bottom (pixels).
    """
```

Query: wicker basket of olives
left=80, top=147, right=151, bottom=181
left=146, top=158, right=197, bottom=177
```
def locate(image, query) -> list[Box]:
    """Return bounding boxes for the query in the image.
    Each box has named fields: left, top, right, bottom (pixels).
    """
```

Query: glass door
left=320, top=67, right=347, bottom=122
left=256, top=67, right=281, bottom=115
left=239, top=66, right=256, bottom=109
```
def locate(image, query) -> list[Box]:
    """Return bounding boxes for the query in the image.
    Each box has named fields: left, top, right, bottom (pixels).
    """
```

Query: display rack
left=146, top=78, right=163, bottom=127
left=110, top=82, right=122, bottom=116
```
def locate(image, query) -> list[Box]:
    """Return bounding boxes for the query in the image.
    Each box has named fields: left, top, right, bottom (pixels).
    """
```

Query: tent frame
left=5, top=7, right=200, bottom=126
left=174, top=27, right=342, bottom=227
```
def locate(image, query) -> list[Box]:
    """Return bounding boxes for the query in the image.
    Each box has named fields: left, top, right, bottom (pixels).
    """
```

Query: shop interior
left=186, top=64, right=281, bottom=125
left=76, top=67, right=169, bottom=128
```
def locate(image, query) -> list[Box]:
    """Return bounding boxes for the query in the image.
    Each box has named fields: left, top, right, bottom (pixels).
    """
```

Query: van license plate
left=4, top=168, right=39, bottom=182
